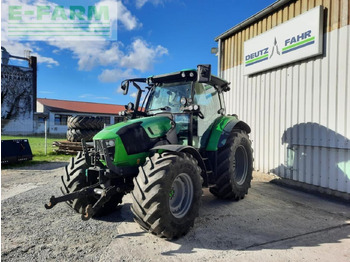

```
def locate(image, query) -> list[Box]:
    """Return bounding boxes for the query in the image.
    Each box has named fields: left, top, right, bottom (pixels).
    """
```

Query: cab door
left=193, top=83, right=223, bottom=148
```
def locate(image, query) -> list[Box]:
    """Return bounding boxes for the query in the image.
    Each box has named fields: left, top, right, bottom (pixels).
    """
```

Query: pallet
left=52, top=141, right=93, bottom=155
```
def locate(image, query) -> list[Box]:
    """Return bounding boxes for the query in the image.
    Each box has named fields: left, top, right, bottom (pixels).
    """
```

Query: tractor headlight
left=105, top=139, right=115, bottom=147
left=180, top=97, right=187, bottom=105
left=94, top=139, right=115, bottom=162
left=99, top=139, right=116, bottom=162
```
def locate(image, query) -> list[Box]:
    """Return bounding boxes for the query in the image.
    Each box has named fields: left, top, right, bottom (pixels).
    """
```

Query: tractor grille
left=95, top=140, right=115, bottom=162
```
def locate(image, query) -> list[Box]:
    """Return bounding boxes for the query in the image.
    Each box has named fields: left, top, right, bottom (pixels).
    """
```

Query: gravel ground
left=1, top=162, right=127, bottom=262
left=1, top=162, right=350, bottom=261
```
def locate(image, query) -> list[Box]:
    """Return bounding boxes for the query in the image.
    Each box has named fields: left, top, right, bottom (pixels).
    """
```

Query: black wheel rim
left=234, top=145, right=248, bottom=185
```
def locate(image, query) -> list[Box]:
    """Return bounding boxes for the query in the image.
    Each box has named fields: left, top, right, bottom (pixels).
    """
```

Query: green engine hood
left=93, top=116, right=173, bottom=167
left=93, top=115, right=173, bottom=140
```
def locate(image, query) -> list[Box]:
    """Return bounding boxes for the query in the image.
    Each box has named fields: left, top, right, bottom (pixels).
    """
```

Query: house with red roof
left=36, top=98, right=125, bottom=134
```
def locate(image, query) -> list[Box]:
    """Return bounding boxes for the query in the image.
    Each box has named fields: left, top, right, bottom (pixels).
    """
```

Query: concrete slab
left=100, top=172, right=350, bottom=261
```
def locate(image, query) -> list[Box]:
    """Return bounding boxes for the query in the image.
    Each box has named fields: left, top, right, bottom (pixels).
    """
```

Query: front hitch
left=81, top=185, right=130, bottom=220
left=81, top=186, right=117, bottom=220
left=44, top=184, right=98, bottom=210
left=44, top=184, right=125, bottom=221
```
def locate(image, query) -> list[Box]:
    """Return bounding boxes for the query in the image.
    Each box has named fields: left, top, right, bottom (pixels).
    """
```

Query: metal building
left=215, top=0, right=350, bottom=195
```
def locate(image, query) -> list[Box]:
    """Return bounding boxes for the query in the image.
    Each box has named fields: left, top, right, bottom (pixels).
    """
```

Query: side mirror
left=197, top=64, right=211, bottom=83
left=121, top=80, right=129, bottom=95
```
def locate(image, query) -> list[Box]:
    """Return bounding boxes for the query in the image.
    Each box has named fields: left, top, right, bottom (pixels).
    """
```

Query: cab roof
left=125, top=68, right=230, bottom=92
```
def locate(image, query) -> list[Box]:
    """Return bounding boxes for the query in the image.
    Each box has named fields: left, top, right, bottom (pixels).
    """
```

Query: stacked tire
left=67, top=116, right=104, bottom=142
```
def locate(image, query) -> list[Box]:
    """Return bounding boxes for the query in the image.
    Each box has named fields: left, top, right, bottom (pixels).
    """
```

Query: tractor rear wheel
left=209, top=129, right=253, bottom=200
left=66, top=129, right=96, bottom=142
left=67, top=116, right=104, bottom=130
left=131, top=152, right=202, bottom=239
left=61, top=151, right=123, bottom=215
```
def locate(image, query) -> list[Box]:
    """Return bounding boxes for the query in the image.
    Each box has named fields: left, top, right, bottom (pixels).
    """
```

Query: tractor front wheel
left=209, top=129, right=253, bottom=200
left=131, top=152, right=202, bottom=239
left=61, top=151, right=123, bottom=215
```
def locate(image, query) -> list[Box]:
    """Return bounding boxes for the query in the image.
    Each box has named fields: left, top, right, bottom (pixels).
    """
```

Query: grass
left=1, top=135, right=72, bottom=168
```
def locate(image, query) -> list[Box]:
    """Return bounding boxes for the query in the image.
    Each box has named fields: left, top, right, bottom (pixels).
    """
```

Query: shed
left=215, top=0, right=350, bottom=195
left=36, top=98, right=125, bottom=134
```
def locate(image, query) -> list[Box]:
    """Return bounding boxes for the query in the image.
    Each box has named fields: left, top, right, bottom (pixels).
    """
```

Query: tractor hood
left=93, top=116, right=174, bottom=141
left=93, top=116, right=174, bottom=167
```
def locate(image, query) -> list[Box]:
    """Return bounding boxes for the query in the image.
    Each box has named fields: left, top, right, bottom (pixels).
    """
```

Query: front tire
left=131, top=152, right=202, bottom=239
left=209, top=129, right=253, bottom=200
left=61, top=151, right=123, bottom=215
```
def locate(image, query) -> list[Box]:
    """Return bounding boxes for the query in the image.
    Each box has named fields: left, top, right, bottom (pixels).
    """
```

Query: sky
left=1, top=0, right=276, bottom=106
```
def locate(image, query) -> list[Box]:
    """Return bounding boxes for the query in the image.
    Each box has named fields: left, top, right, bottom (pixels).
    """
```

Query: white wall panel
left=222, top=26, right=350, bottom=193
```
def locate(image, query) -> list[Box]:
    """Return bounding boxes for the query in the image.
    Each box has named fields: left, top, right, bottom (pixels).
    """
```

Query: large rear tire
left=66, top=129, right=96, bottom=142
left=61, top=151, right=123, bottom=215
left=209, top=129, right=253, bottom=200
left=67, top=116, right=104, bottom=130
left=131, top=152, right=202, bottom=239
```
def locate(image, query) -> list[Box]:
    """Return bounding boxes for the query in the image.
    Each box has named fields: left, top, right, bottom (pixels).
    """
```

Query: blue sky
left=2, top=0, right=276, bottom=106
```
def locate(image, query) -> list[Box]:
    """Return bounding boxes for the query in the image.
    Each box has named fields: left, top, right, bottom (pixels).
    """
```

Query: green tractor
left=45, top=65, right=253, bottom=239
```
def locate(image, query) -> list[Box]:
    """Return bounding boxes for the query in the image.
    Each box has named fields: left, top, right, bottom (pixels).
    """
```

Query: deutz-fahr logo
left=245, top=30, right=315, bottom=67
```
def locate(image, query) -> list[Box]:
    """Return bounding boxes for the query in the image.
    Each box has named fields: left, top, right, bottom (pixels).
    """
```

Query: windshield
left=146, top=82, right=192, bottom=114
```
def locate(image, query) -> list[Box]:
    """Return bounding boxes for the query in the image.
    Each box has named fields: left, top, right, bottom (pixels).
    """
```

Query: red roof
left=37, top=98, right=125, bottom=115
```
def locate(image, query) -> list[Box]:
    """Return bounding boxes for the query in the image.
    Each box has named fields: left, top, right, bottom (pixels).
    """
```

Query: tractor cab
left=119, top=65, right=230, bottom=148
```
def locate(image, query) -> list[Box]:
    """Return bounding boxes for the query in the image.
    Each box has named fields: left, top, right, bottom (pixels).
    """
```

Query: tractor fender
left=151, top=144, right=208, bottom=187
left=206, top=116, right=251, bottom=151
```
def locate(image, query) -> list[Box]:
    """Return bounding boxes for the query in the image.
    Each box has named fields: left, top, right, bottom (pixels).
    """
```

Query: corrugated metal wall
left=219, top=0, right=350, bottom=193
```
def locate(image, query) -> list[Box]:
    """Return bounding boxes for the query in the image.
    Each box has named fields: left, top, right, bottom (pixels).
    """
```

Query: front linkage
left=45, top=183, right=124, bottom=220
left=44, top=139, right=134, bottom=220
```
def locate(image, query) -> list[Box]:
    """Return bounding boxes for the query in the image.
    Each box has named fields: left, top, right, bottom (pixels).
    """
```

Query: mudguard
left=151, top=144, right=208, bottom=186
left=205, top=115, right=251, bottom=151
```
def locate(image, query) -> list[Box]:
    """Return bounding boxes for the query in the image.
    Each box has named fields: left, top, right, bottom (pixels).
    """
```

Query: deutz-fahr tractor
left=45, top=64, right=253, bottom=239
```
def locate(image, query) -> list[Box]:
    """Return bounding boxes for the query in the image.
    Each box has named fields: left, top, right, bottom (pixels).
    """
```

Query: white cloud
left=98, top=68, right=135, bottom=83
left=79, top=94, right=111, bottom=100
left=1, top=0, right=142, bottom=68
left=120, top=38, right=168, bottom=72
left=136, top=0, right=164, bottom=9
left=114, top=1, right=141, bottom=30
left=130, top=92, right=138, bottom=98
left=50, top=38, right=168, bottom=73
left=1, top=0, right=141, bottom=41
left=49, top=40, right=122, bottom=71
left=33, top=53, right=59, bottom=66
left=116, top=87, right=124, bottom=93
left=1, top=0, right=168, bottom=81
left=79, top=94, right=94, bottom=98
left=96, top=96, right=112, bottom=100
left=1, top=0, right=59, bottom=67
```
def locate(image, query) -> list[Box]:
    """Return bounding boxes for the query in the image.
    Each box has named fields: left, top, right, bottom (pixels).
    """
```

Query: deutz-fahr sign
left=243, top=6, right=323, bottom=76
